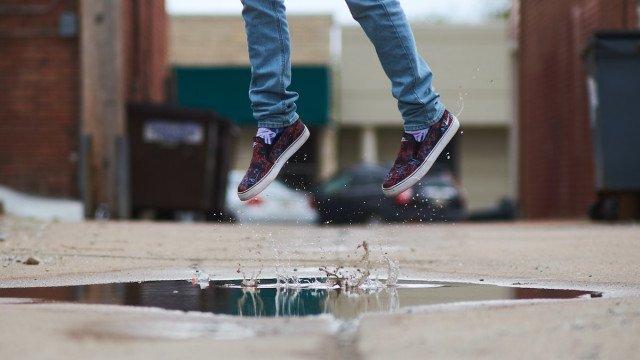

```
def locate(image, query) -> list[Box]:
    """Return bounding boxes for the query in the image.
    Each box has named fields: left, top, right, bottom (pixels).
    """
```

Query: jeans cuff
left=403, top=105, right=446, bottom=131
left=257, top=112, right=300, bottom=129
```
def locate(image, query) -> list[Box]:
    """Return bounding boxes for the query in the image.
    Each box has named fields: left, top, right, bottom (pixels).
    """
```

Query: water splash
left=94, top=204, right=110, bottom=221
left=456, top=88, right=465, bottom=118
left=191, top=269, right=210, bottom=289
left=236, top=237, right=400, bottom=293
left=237, top=263, right=262, bottom=288
left=384, top=256, right=399, bottom=287
left=270, top=233, right=302, bottom=287
left=318, top=241, right=399, bottom=291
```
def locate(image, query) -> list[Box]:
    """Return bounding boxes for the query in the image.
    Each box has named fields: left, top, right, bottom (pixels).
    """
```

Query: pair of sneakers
left=237, top=110, right=459, bottom=201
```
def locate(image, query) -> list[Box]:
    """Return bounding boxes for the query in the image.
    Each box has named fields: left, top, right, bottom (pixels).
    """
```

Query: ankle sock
left=406, top=128, right=429, bottom=142
left=256, top=127, right=284, bottom=145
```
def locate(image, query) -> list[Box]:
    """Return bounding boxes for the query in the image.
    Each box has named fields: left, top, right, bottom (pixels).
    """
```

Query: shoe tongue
left=252, top=136, right=270, bottom=151
left=401, top=133, right=419, bottom=155
left=402, top=133, right=416, bottom=142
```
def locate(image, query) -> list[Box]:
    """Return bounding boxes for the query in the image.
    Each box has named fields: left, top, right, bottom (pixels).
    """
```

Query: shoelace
left=256, top=127, right=284, bottom=145
left=406, top=128, right=430, bottom=142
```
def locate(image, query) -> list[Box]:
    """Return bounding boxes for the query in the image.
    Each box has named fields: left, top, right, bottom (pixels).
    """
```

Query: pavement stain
left=60, top=244, right=125, bottom=252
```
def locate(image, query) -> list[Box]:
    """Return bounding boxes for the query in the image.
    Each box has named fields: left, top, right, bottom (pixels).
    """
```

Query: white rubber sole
left=382, top=115, right=460, bottom=198
left=238, top=126, right=310, bottom=201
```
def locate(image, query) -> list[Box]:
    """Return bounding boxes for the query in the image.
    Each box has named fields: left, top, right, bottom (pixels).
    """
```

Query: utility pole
left=80, top=0, right=126, bottom=219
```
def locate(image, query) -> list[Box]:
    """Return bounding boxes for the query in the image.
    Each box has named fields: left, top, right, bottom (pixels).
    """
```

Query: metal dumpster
left=583, top=31, right=640, bottom=220
left=127, top=103, right=238, bottom=220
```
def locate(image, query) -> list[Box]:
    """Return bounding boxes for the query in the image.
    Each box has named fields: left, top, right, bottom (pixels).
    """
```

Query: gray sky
left=166, top=0, right=511, bottom=24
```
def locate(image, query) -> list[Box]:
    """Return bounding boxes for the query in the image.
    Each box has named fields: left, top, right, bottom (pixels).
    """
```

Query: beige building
left=169, top=15, right=332, bottom=66
left=338, top=23, right=514, bottom=211
left=169, top=16, right=513, bottom=211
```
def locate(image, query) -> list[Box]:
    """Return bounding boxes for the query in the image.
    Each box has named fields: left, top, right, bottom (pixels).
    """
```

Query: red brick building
left=515, top=0, right=637, bottom=218
left=0, top=0, right=167, bottom=216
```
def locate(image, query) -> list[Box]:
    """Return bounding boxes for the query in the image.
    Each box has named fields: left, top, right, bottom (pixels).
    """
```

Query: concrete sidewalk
left=0, top=216, right=639, bottom=359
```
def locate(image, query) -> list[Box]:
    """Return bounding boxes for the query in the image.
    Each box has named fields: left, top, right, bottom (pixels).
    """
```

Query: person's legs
left=345, top=0, right=459, bottom=197
left=238, top=0, right=309, bottom=201
left=241, top=0, right=299, bottom=128
left=345, top=0, right=445, bottom=130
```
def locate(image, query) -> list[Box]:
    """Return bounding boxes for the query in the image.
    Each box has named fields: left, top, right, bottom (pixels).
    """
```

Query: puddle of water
left=0, top=279, right=594, bottom=319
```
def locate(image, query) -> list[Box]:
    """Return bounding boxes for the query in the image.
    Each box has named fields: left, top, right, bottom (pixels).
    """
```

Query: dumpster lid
left=582, top=30, right=640, bottom=60
left=128, top=102, right=231, bottom=124
left=591, top=30, right=640, bottom=40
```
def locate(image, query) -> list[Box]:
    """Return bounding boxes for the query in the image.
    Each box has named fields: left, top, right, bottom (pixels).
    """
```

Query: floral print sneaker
left=237, top=119, right=309, bottom=201
left=382, top=110, right=460, bottom=198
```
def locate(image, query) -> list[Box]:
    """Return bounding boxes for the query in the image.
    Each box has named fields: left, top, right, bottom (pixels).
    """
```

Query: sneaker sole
left=382, top=115, right=460, bottom=198
left=238, top=125, right=310, bottom=201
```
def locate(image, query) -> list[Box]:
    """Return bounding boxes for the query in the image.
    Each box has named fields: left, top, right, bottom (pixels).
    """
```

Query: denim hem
left=403, top=105, right=446, bottom=131
left=257, top=112, right=299, bottom=129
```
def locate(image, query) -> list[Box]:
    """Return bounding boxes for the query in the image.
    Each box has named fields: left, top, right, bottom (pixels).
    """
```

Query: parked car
left=315, top=163, right=467, bottom=224
left=226, top=170, right=318, bottom=224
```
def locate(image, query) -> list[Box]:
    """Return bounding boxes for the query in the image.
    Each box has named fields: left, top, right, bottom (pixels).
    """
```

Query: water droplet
left=94, top=204, right=110, bottom=221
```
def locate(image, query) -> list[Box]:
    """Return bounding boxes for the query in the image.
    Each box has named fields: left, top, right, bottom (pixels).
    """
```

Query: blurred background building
left=514, top=0, right=638, bottom=219
left=168, top=15, right=513, bottom=213
left=339, top=23, right=513, bottom=212
left=169, top=15, right=332, bottom=191
left=1, top=0, right=638, bottom=220
left=0, top=0, right=168, bottom=218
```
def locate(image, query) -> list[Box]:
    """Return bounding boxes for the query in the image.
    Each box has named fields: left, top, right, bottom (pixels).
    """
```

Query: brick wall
left=517, top=0, right=637, bottom=219
left=0, top=0, right=80, bottom=198
left=0, top=0, right=168, bottom=200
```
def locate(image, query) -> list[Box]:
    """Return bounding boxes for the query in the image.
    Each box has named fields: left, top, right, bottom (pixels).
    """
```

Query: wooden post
left=318, top=126, right=338, bottom=181
left=80, top=0, right=125, bottom=218
left=361, top=126, right=378, bottom=165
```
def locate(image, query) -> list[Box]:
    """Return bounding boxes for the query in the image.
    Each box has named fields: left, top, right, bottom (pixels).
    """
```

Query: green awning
left=172, top=66, right=330, bottom=126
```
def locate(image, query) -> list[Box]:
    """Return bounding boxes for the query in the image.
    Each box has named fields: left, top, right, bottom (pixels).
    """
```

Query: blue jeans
left=241, top=0, right=445, bottom=131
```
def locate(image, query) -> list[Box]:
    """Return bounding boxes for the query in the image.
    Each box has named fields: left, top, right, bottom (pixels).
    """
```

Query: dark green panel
left=172, top=66, right=329, bottom=126
left=290, top=66, right=330, bottom=125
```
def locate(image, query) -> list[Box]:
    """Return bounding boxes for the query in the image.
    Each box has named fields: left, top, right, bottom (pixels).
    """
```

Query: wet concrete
left=0, top=217, right=639, bottom=359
